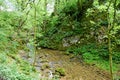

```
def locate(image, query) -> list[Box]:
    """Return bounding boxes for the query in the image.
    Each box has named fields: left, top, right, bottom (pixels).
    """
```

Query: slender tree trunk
left=107, top=0, right=117, bottom=80
left=33, top=0, right=37, bottom=66
left=108, top=29, right=113, bottom=80
left=43, top=0, right=47, bottom=32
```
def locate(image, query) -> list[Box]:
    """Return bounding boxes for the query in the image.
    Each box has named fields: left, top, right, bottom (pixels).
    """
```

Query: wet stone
left=35, top=62, right=42, bottom=67
left=42, top=69, right=53, bottom=79
left=41, top=63, right=50, bottom=70
left=40, top=59, right=48, bottom=63
left=35, top=66, right=41, bottom=72
left=44, top=54, right=49, bottom=57
left=22, top=56, right=28, bottom=61
left=38, top=55, right=44, bottom=58
left=28, top=58, right=34, bottom=64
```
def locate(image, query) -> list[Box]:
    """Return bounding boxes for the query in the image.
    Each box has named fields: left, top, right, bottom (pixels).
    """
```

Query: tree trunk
left=33, top=0, right=37, bottom=66
left=107, top=0, right=117, bottom=80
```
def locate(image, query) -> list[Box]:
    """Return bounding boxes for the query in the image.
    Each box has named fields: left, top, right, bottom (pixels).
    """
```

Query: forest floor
left=19, top=49, right=119, bottom=80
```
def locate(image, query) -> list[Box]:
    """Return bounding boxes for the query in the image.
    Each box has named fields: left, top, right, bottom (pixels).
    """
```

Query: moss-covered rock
left=41, top=63, right=50, bottom=70
left=55, top=68, right=65, bottom=76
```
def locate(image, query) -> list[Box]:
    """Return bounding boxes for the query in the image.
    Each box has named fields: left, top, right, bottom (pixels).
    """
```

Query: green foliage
left=37, top=0, right=94, bottom=49
left=67, top=43, right=120, bottom=64
left=112, top=52, right=120, bottom=63
left=0, top=51, right=39, bottom=80
left=0, top=0, right=120, bottom=79
left=83, top=52, right=100, bottom=61
left=37, top=1, right=120, bottom=73
left=0, top=9, right=39, bottom=80
left=0, top=11, right=19, bottom=53
left=0, top=64, right=38, bottom=80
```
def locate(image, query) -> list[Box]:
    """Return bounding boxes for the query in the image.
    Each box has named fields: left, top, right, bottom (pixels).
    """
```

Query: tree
left=107, top=0, right=117, bottom=80
left=33, top=0, right=37, bottom=66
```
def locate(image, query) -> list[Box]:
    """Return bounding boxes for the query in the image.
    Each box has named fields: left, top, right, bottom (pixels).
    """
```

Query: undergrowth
left=0, top=52, right=39, bottom=80
left=0, top=11, right=39, bottom=80
left=67, top=43, right=120, bottom=71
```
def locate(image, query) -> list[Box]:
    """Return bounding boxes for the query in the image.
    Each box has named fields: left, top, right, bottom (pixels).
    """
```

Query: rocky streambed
left=19, top=49, right=111, bottom=80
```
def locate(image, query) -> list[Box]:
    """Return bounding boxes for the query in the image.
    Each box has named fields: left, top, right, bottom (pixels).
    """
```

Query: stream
left=19, top=48, right=111, bottom=80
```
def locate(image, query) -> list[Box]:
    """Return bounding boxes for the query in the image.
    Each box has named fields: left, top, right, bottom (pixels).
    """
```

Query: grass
left=82, top=52, right=119, bottom=73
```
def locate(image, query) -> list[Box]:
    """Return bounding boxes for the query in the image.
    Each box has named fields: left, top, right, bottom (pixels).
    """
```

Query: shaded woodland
left=0, top=0, right=120, bottom=80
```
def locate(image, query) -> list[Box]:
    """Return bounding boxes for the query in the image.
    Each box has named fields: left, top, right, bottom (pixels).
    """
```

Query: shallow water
left=20, top=49, right=110, bottom=80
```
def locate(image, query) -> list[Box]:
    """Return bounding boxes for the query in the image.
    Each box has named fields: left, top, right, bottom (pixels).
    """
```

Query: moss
left=41, top=63, right=50, bottom=70
left=55, top=68, right=65, bottom=76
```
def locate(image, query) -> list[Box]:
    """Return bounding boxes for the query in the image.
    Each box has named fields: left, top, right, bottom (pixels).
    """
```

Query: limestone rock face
left=62, top=35, right=80, bottom=47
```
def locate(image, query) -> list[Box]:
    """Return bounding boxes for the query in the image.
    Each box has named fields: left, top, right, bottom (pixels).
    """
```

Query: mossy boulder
left=55, top=68, right=65, bottom=76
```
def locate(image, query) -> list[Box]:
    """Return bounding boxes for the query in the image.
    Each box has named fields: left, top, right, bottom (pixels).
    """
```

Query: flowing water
left=20, top=49, right=111, bottom=80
